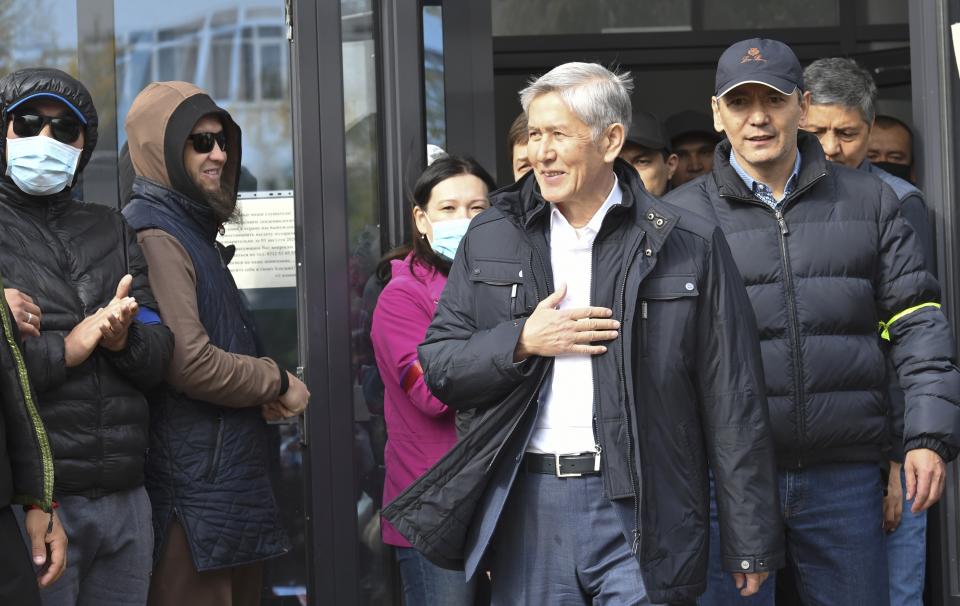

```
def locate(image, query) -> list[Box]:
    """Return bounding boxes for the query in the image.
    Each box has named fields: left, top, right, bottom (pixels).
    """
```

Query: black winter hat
left=0, top=67, right=99, bottom=185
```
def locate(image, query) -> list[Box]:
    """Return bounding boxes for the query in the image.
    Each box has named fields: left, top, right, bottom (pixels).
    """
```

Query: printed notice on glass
left=217, top=195, right=296, bottom=290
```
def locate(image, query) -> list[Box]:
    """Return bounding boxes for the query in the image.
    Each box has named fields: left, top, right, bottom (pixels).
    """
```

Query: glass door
left=341, top=1, right=398, bottom=602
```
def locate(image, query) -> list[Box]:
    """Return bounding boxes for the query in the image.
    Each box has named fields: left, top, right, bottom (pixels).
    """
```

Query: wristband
left=24, top=500, right=58, bottom=512
left=278, top=365, right=289, bottom=396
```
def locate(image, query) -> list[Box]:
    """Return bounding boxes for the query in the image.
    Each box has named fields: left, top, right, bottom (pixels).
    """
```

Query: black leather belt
left=523, top=452, right=601, bottom=477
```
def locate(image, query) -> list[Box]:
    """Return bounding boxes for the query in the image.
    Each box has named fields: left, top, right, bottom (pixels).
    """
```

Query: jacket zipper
left=774, top=208, right=806, bottom=453
left=616, top=242, right=643, bottom=554
left=640, top=300, right=648, bottom=355
left=589, top=239, right=603, bottom=469
left=724, top=172, right=824, bottom=466
left=214, top=243, right=226, bottom=268
left=206, top=414, right=225, bottom=482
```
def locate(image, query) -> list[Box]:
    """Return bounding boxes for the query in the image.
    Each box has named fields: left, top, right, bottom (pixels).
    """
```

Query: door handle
left=296, top=366, right=308, bottom=446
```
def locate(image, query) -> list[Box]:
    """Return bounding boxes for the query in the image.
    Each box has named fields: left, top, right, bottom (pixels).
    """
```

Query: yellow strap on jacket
left=879, top=302, right=942, bottom=341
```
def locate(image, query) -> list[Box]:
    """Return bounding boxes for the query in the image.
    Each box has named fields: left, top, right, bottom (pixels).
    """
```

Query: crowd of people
left=380, top=37, right=959, bottom=606
left=0, top=70, right=309, bottom=606
left=0, top=33, right=955, bottom=606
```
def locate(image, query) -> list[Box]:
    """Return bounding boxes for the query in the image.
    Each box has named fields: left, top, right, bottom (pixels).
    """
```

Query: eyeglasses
left=10, top=113, right=83, bottom=144
left=187, top=131, right=227, bottom=154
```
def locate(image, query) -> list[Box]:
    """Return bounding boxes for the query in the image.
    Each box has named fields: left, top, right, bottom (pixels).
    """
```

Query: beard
left=205, top=184, right=241, bottom=226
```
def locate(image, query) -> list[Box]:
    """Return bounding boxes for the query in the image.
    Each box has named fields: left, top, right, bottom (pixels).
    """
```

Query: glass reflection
left=424, top=5, right=446, bottom=149
left=0, top=0, right=78, bottom=74
left=864, top=0, right=908, bottom=25
left=115, top=3, right=293, bottom=191
left=342, top=0, right=396, bottom=603
left=492, top=0, right=691, bottom=35
left=703, top=0, right=838, bottom=28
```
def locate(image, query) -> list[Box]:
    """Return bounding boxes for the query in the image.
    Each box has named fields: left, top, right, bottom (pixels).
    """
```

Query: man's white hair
left=519, top=62, right=634, bottom=141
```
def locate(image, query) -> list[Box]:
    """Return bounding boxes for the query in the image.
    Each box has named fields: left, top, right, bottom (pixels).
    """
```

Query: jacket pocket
left=205, top=414, right=224, bottom=483
left=468, top=258, right=530, bottom=325
left=637, top=274, right=699, bottom=358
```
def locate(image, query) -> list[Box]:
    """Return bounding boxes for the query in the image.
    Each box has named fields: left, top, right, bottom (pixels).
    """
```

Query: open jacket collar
left=489, top=158, right=678, bottom=256
left=130, top=176, right=220, bottom=242
left=713, top=131, right=830, bottom=203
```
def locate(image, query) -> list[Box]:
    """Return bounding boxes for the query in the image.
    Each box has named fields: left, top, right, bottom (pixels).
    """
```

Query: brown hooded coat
left=124, top=81, right=281, bottom=406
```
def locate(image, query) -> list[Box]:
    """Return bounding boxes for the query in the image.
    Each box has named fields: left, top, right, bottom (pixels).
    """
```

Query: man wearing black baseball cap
left=618, top=110, right=678, bottom=196
left=666, top=38, right=960, bottom=605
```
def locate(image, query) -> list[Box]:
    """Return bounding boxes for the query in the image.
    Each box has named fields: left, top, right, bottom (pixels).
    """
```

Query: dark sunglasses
left=187, top=131, right=227, bottom=154
left=10, top=113, right=83, bottom=144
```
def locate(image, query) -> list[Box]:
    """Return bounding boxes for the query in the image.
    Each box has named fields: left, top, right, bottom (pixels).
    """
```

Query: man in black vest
left=122, top=82, right=309, bottom=606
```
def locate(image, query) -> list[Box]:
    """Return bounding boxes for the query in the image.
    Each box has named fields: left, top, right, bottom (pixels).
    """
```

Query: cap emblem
left=741, top=48, right=767, bottom=63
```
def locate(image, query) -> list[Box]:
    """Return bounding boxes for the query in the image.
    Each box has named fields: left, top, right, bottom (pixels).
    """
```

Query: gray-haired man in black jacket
left=385, top=61, right=782, bottom=605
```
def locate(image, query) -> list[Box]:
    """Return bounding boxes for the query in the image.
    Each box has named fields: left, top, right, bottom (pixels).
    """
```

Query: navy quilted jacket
left=665, top=132, right=960, bottom=467
left=124, top=178, right=289, bottom=571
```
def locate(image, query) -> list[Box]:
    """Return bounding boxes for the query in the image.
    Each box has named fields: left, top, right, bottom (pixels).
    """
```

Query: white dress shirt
left=527, top=175, right=622, bottom=455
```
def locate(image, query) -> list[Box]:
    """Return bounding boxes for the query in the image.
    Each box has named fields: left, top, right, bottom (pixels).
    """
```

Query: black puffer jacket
left=0, top=68, right=174, bottom=496
left=385, top=161, right=783, bottom=604
left=0, top=273, right=54, bottom=512
left=665, top=133, right=960, bottom=467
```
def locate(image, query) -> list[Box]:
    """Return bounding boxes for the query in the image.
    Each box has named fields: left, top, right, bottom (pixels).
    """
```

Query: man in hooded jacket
left=0, top=67, right=174, bottom=606
left=121, top=81, right=309, bottom=606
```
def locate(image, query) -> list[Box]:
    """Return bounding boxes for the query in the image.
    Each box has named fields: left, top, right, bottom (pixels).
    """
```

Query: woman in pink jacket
left=372, top=155, right=496, bottom=605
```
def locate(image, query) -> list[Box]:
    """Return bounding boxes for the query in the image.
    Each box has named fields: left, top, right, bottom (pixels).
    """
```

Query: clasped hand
left=65, top=275, right=138, bottom=367
left=513, top=283, right=620, bottom=361
left=262, top=371, right=311, bottom=421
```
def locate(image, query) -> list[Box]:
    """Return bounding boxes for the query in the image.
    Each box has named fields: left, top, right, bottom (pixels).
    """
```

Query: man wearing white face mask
left=0, top=67, right=174, bottom=606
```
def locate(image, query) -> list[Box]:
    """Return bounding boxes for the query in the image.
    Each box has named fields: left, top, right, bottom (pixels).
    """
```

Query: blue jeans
left=396, top=546, right=476, bottom=605
left=887, top=467, right=927, bottom=606
left=488, top=471, right=652, bottom=606
left=698, top=462, right=888, bottom=606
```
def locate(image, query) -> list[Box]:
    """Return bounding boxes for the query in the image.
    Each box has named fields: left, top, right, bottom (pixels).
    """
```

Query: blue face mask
left=427, top=217, right=471, bottom=260
left=5, top=135, right=81, bottom=196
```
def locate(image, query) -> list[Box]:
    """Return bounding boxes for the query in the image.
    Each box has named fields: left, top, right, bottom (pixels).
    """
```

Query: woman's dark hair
left=377, top=154, right=497, bottom=283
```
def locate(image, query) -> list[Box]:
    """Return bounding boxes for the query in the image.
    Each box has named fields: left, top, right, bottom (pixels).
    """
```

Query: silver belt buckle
left=555, top=451, right=592, bottom=477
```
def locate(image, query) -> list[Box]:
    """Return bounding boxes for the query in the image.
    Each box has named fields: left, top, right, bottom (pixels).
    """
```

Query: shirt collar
left=729, top=148, right=802, bottom=205
left=550, top=174, right=622, bottom=235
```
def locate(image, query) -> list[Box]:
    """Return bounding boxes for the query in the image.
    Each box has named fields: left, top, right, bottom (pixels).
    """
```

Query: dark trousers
left=0, top=505, right=41, bottom=606
left=489, top=471, right=653, bottom=605
left=17, top=486, right=154, bottom=606
left=148, top=519, right=263, bottom=606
